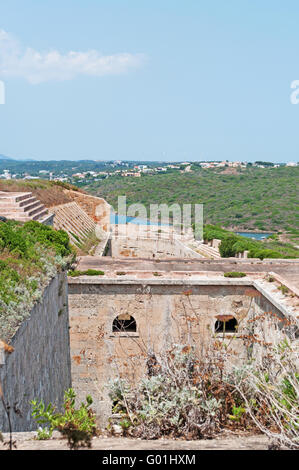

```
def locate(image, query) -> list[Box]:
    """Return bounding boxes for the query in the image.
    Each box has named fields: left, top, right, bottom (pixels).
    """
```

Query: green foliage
left=68, top=269, right=105, bottom=277
left=224, top=272, right=247, bottom=278
left=87, top=165, right=299, bottom=235
left=278, top=285, right=289, bottom=295
left=86, top=166, right=299, bottom=255
left=228, top=406, right=246, bottom=422
left=22, top=221, right=72, bottom=257
left=203, top=224, right=234, bottom=242
left=203, top=224, right=288, bottom=259
left=219, top=236, right=238, bottom=258
left=0, top=220, right=71, bottom=258
left=31, top=388, right=98, bottom=449
left=35, top=427, right=52, bottom=440
left=0, top=220, right=73, bottom=341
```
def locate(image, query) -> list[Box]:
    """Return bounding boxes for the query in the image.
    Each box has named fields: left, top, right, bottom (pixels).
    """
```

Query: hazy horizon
left=0, top=154, right=297, bottom=164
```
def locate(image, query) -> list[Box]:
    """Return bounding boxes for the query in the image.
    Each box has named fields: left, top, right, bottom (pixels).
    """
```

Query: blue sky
left=0, top=0, right=299, bottom=162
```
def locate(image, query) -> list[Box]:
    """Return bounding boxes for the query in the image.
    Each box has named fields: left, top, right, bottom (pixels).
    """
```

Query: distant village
left=0, top=159, right=297, bottom=184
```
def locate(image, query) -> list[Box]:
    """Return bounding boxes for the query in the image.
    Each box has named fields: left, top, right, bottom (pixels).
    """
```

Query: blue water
left=236, top=232, right=273, bottom=240
left=110, top=215, right=273, bottom=239
left=111, top=213, right=168, bottom=226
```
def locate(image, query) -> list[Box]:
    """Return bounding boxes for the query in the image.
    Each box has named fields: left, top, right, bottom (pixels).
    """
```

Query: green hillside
left=85, top=166, right=299, bottom=246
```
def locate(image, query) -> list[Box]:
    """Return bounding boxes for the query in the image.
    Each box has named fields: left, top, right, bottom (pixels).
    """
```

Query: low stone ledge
left=0, top=431, right=275, bottom=450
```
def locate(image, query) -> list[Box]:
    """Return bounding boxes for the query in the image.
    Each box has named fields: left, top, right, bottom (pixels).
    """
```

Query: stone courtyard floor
left=0, top=431, right=275, bottom=450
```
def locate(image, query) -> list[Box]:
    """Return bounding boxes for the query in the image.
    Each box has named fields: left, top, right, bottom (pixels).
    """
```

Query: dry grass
left=0, top=180, right=85, bottom=207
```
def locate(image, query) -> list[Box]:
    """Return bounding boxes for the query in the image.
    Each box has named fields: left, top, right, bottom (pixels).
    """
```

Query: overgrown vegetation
left=0, top=219, right=74, bottom=341
left=203, top=225, right=299, bottom=259
left=108, top=329, right=299, bottom=448
left=31, top=388, right=98, bottom=449
left=71, top=230, right=100, bottom=256
left=105, top=284, right=299, bottom=448
left=86, top=166, right=299, bottom=244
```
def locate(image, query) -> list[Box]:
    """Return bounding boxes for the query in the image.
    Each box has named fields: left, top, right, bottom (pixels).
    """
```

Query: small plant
left=31, top=388, right=98, bottom=449
left=116, top=272, right=127, bottom=276
left=267, top=275, right=275, bottom=282
left=224, top=272, right=247, bottom=278
left=36, top=427, right=52, bottom=440
left=228, top=405, right=246, bottom=422
left=68, top=269, right=105, bottom=277
left=278, top=285, right=289, bottom=295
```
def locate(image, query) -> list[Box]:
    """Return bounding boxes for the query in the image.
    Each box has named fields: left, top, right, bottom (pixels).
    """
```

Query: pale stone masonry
left=0, top=272, right=72, bottom=432
left=68, top=261, right=299, bottom=427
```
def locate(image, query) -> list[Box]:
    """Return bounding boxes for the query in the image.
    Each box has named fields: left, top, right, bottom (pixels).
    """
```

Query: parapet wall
left=0, top=272, right=72, bottom=432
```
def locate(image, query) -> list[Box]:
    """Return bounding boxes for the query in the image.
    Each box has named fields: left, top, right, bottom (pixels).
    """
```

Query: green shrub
left=22, top=221, right=72, bottom=257
left=0, top=220, right=73, bottom=341
left=68, top=269, right=105, bottom=277
left=219, top=236, right=239, bottom=257
left=224, top=272, right=247, bottom=278
left=85, top=269, right=105, bottom=276
left=31, top=388, right=98, bottom=449
left=278, top=285, right=289, bottom=295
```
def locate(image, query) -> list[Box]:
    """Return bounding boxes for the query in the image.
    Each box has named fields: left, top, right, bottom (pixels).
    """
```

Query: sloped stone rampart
left=51, top=201, right=96, bottom=245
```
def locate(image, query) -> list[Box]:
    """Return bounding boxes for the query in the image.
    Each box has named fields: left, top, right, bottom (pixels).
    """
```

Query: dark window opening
left=112, top=315, right=137, bottom=333
left=215, top=317, right=238, bottom=334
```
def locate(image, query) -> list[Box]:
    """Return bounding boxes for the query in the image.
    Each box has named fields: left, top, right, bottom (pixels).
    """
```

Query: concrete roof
left=75, top=256, right=299, bottom=289
left=69, top=256, right=299, bottom=319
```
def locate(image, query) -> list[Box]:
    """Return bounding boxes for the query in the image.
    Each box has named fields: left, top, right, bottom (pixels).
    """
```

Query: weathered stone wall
left=68, top=281, right=287, bottom=426
left=0, top=272, right=72, bottom=432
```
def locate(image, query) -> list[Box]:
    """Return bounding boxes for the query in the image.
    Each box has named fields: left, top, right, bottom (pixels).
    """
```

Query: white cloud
left=0, top=30, right=145, bottom=84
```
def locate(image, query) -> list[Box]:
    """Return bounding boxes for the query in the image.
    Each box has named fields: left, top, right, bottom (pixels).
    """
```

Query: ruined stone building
left=0, top=189, right=298, bottom=430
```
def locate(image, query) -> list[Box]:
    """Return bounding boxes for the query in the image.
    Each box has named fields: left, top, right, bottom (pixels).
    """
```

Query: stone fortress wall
left=0, top=272, right=71, bottom=432
left=68, top=266, right=299, bottom=427
left=0, top=190, right=298, bottom=432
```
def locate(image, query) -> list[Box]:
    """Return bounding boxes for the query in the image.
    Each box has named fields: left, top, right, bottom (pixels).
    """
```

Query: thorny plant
left=107, top=290, right=299, bottom=447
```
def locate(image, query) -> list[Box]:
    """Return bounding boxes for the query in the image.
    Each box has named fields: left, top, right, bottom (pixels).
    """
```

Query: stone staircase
left=0, top=191, right=50, bottom=222
left=195, top=243, right=222, bottom=259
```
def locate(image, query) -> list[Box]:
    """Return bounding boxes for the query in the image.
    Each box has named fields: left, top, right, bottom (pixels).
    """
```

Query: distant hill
left=0, top=154, right=13, bottom=161
left=0, top=154, right=35, bottom=162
